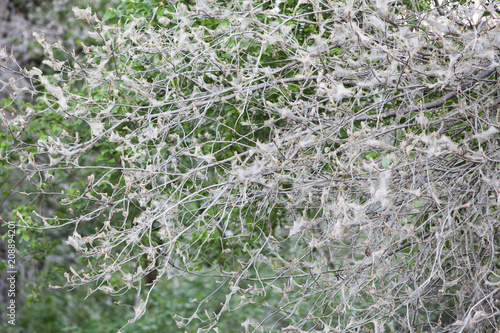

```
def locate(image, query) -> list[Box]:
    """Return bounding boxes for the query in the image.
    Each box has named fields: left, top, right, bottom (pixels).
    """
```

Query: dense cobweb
left=2, top=0, right=500, bottom=331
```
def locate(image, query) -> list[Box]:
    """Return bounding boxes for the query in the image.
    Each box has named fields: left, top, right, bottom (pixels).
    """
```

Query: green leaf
left=382, top=157, right=392, bottom=168
left=102, top=9, right=117, bottom=22
left=22, top=233, right=30, bottom=243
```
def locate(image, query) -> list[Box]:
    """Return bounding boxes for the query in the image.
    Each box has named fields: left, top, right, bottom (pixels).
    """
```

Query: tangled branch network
left=2, top=0, right=500, bottom=331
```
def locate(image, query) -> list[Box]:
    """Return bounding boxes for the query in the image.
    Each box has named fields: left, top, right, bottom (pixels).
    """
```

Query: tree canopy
left=1, top=0, right=500, bottom=331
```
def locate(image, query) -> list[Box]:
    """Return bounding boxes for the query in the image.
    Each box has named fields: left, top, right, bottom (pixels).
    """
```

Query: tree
left=1, top=0, right=500, bottom=331
left=0, top=1, right=122, bottom=331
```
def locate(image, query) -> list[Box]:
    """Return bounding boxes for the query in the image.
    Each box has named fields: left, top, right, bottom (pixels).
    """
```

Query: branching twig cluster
left=1, top=0, right=500, bottom=331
